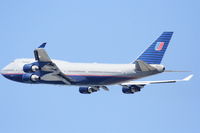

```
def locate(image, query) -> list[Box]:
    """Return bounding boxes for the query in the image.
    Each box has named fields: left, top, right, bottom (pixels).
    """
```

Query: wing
left=120, top=75, right=193, bottom=94
left=121, top=74, right=193, bottom=86
left=34, top=43, right=73, bottom=84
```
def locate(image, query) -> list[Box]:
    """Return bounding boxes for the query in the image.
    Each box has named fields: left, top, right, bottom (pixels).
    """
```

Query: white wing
left=121, top=74, right=193, bottom=86
left=34, top=43, right=74, bottom=84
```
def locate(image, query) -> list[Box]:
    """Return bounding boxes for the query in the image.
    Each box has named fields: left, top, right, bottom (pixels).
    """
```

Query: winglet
left=38, top=42, right=47, bottom=48
left=183, top=74, right=193, bottom=81
left=34, top=42, right=51, bottom=62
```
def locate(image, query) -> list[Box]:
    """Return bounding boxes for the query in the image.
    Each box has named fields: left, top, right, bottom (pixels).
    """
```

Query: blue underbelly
left=2, top=74, right=134, bottom=86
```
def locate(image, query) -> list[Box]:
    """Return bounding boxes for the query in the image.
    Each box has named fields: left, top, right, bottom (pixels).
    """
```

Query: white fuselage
left=1, top=58, right=164, bottom=86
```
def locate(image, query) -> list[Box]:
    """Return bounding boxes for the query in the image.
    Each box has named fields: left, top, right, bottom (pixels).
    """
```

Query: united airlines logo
left=155, top=42, right=164, bottom=51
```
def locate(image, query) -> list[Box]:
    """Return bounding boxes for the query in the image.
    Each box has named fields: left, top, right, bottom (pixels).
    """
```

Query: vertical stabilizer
left=135, top=32, right=173, bottom=64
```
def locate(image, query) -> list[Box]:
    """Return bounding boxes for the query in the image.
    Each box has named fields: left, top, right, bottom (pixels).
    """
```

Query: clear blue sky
left=0, top=0, right=199, bottom=133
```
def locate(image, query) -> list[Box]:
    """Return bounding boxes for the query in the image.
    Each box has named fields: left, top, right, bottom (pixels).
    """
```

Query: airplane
left=0, top=32, right=193, bottom=94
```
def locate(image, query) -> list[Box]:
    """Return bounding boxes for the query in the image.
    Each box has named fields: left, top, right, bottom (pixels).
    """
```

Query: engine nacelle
left=22, top=73, right=40, bottom=82
left=23, top=64, right=39, bottom=73
left=122, top=85, right=141, bottom=94
left=79, top=87, right=98, bottom=94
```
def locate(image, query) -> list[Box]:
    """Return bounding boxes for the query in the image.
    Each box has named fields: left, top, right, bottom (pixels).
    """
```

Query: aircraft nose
left=1, top=62, right=24, bottom=82
left=0, top=66, right=6, bottom=75
left=1, top=65, right=9, bottom=77
left=0, top=63, right=14, bottom=80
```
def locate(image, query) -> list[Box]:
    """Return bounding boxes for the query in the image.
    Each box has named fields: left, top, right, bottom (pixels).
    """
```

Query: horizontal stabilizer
left=164, top=70, right=191, bottom=72
left=135, top=60, right=156, bottom=72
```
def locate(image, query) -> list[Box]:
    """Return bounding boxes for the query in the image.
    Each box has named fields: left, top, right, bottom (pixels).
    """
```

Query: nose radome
left=0, top=69, right=3, bottom=75
left=0, top=65, right=9, bottom=79
left=0, top=62, right=15, bottom=75
left=0, top=62, right=19, bottom=81
left=1, top=65, right=7, bottom=75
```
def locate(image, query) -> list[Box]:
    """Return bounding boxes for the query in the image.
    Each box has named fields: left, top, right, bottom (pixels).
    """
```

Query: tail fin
left=135, top=32, right=173, bottom=64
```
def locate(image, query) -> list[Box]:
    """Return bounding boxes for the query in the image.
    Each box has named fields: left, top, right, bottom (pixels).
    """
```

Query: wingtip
left=183, top=74, right=194, bottom=81
left=38, top=42, right=47, bottom=48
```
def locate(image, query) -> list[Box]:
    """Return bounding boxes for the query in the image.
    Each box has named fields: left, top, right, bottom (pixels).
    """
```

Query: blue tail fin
left=135, top=32, right=173, bottom=64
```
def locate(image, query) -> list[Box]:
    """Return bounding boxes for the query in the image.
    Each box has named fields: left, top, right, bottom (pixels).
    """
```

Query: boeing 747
left=1, top=32, right=193, bottom=94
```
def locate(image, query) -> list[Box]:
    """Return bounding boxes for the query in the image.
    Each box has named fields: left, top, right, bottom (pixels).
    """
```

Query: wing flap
left=40, top=73, right=71, bottom=84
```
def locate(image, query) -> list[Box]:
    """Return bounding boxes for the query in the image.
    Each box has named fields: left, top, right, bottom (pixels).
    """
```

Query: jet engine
left=23, top=63, right=39, bottom=73
left=22, top=73, right=40, bottom=82
left=79, top=87, right=99, bottom=94
left=122, top=85, right=141, bottom=94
